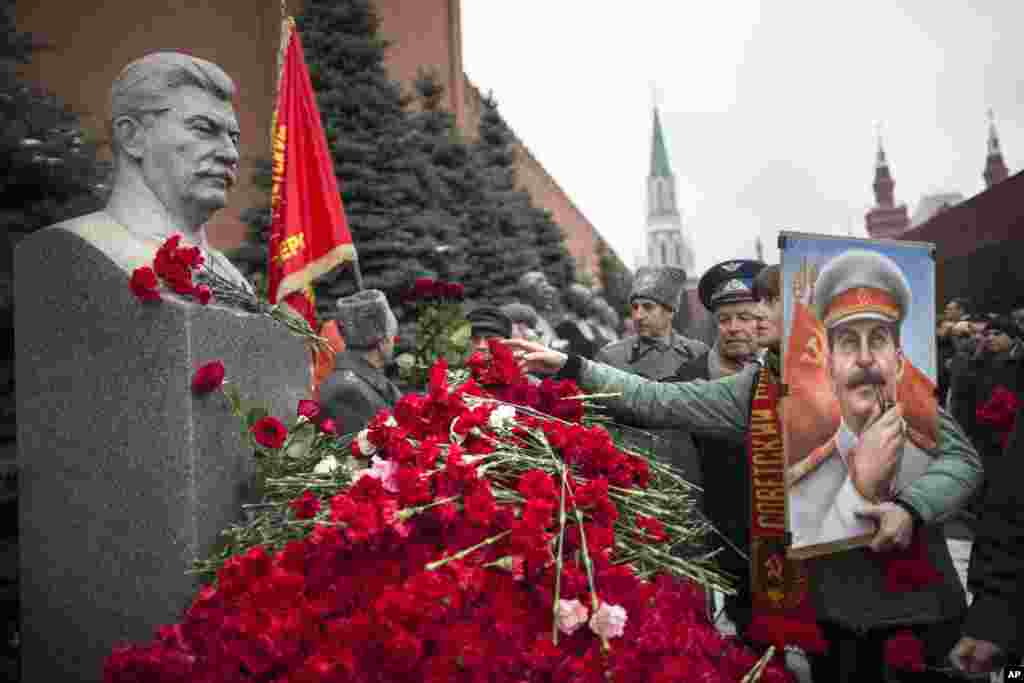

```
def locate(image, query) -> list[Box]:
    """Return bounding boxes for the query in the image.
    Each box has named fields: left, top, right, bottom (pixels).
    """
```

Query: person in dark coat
left=554, top=284, right=601, bottom=359
left=319, top=289, right=403, bottom=434
left=670, top=259, right=765, bottom=638
left=950, top=316, right=1023, bottom=464
left=594, top=265, right=707, bottom=498
left=949, top=372, right=1024, bottom=675
left=467, top=304, right=513, bottom=358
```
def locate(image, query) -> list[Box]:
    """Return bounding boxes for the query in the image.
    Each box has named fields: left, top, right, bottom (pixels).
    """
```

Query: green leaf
left=450, top=321, right=471, bottom=348
left=223, top=384, right=243, bottom=416
left=244, top=403, right=270, bottom=428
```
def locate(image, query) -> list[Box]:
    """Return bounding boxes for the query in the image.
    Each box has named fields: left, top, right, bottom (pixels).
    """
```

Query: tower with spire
left=865, top=129, right=910, bottom=239
left=642, top=105, right=696, bottom=282
left=983, top=109, right=1010, bottom=189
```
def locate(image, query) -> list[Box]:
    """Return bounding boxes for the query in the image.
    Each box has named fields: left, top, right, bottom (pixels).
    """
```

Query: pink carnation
left=589, top=601, right=627, bottom=640
left=356, top=456, right=399, bottom=493
left=556, top=599, right=589, bottom=635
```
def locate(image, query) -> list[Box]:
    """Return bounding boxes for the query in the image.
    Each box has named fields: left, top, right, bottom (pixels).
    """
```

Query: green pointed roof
left=650, top=107, right=673, bottom=178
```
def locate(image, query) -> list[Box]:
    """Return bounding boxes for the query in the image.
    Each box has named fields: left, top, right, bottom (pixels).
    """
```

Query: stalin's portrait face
left=826, top=319, right=904, bottom=435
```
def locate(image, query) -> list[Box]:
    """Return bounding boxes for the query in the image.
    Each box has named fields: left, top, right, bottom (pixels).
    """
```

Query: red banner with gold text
left=268, top=17, right=355, bottom=329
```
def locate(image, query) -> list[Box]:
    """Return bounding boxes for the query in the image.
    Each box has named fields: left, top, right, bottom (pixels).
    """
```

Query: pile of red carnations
left=104, top=339, right=794, bottom=683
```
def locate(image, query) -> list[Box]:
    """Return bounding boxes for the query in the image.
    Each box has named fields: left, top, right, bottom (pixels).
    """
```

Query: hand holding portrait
left=855, top=500, right=914, bottom=552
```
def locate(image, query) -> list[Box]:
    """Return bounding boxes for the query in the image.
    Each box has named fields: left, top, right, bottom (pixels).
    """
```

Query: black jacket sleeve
left=962, top=402, right=1024, bottom=653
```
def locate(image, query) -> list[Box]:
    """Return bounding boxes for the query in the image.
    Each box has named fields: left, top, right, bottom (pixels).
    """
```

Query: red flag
left=268, top=17, right=355, bottom=328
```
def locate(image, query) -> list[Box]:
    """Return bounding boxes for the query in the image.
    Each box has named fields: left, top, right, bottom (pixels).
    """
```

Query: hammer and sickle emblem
left=765, top=554, right=785, bottom=583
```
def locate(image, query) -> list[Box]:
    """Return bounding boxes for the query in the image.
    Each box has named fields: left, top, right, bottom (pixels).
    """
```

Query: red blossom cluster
left=130, top=234, right=212, bottom=305
left=105, top=353, right=795, bottom=683
left=403, top=277, right=465, bottom=304
left=976, top=384, right=1021, bottom=448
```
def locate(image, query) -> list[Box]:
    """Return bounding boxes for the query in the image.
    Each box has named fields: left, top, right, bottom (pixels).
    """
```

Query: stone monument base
left=15, top=228, right=308, bottom=682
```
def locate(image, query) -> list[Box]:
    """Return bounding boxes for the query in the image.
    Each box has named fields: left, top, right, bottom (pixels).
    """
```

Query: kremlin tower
left=983, top=109, right=1009, bottom=189
left=642, top=106, right=696, bottom=283
left=865, top=133, right=910, bottom=239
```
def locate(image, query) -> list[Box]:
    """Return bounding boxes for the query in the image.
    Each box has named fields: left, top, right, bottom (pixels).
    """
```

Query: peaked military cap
left=630, top=266, right=688, bottom=310
left=697, top=259, right=765, bottom=311
left=812, top=249, right=911, bottom=330
left=335, top=289, right=397, bottom=349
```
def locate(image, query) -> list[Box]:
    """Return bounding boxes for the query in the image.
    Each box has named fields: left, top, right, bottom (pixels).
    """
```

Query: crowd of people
left=313, top=257, right=1021, bottom=683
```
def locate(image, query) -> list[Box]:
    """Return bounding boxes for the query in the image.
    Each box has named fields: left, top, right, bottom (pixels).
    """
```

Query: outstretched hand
left=502, top=338, right=568, bottom=376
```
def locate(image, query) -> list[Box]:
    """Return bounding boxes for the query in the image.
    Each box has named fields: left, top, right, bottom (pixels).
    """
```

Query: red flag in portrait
left=267, top=17, right=355, bottom=329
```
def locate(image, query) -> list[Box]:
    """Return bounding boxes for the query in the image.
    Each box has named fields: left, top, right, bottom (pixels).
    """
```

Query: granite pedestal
left=14, top=228, right=309, bottom=682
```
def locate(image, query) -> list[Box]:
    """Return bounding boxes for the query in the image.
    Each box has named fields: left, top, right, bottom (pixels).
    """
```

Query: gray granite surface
left=14, top=228, right=308, bottom=682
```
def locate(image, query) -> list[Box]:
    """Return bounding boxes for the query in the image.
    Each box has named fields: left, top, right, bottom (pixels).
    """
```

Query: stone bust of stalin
left=51, top=51, right=253, bottom=293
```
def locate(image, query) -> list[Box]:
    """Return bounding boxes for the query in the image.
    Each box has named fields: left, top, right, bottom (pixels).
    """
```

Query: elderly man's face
left=715, top=301, right=760, bottom=361
left=138, top=85, right=240, bottom=221
left=827, top=319, right=903, bottom=433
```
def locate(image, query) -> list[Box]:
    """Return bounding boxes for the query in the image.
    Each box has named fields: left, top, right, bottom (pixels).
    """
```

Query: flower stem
left=551, top=457, right=570, bottom=645
left=425, top=530, right=511, bottom=571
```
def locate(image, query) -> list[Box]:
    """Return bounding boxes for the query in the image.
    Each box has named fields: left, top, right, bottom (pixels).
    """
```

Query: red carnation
left=884, top=630, right=925, bottom=672
left=191, top=360, right=225, bottom=395
left=288, top=490, right=321, bottom=520
left=517, top=469, right=559, bottom=503
left=193, top=284, right=212, bottom=305
left=319, top=418, right=338, bottom=435
left=443, top=282, right=465, bottom=300
left=297, top=399, right=321, bottom=423
left=413, top=277, right=436, bottom=300
left=129, top=266, right=161, bottom=302
left=251, top=416, right=287, bottom=449
left=636, top=515, right=668, bottom=543
left=464, top=482, right=498, bottom=527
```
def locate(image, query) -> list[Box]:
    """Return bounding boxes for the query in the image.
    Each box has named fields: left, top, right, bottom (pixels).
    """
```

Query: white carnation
left=313, top=455, right=340, bottom=474
left=488, top=405, right=517, bottom=431
left=356, top=430, right=376, bottom=457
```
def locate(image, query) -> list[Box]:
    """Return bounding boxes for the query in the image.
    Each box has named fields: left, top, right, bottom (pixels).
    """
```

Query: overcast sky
left=462, top=1, right=1022, bottom=274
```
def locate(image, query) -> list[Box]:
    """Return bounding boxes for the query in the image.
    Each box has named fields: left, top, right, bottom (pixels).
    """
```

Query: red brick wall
left=372, top=0, right=466, bottom=130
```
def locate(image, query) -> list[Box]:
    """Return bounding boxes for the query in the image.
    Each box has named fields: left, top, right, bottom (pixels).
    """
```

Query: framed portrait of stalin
left=779, top=232, right=939, bottom=559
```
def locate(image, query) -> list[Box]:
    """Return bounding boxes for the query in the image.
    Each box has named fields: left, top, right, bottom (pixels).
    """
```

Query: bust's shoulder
left=49, top=211, right=117, bottom=234
left=37, top=211, right=153, bottom=274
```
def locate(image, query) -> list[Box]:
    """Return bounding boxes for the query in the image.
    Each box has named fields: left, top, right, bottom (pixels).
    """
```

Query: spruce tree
left=0, top=0, right=108, bottom=437
left=0, top=0, right=109, bottom=655
left=229, top=0, right=434, bottom=322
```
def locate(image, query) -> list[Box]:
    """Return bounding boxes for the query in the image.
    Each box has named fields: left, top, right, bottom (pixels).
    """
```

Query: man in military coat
left=595, top=266, right=706, bottom=379
left=595, top=266, right=707, bottom=490
left=319, top=289, right=403, bottom=434
left=670, top=259, right=766, bottom=635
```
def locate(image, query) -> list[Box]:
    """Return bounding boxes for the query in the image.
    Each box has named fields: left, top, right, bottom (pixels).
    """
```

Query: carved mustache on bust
left=196, top=168, right=237, bottom=188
